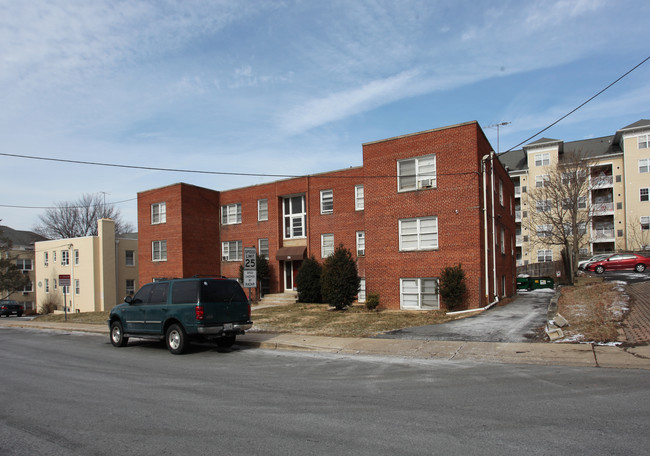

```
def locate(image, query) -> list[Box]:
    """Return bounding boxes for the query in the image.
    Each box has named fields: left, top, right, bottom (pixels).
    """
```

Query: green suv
left=108, top=277, right=252, bottom=354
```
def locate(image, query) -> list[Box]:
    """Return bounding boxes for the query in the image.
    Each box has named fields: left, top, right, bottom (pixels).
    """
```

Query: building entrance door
left=284, top=261, right=294, bottom=291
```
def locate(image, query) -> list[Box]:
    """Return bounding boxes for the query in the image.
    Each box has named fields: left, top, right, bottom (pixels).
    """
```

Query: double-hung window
left=125, top=250, right=135, bottom=266
left=151, top=202, right=166, bottom=224
left=358, top=278, right=366, bottom=303
left=74, top=249, right=79, bottom=265
left=221, top=203, right=242, bottom=225
left=641, top=188, right=649, bottom=202
left=258, top=238, right=269, bottom=260
left=397, top=155, right=436, bottom=191
left=321, top=234, right=334, bottom=258
left=320, top=190, right=333, bottom=214
left=399, top=217, right=438, bottom=251
left=258, top=199, right=268, bottom=221
left=75, top=279, right=80, bottom=295
left=639, top=158, right=650, bottom=173
left=400, top=278, right=439, bottom=310
left=535, top=174, right=549, bottom=188
left=283, top=195, right=306, bottom=239
left=44, top=252, right=49, bottom=267
left=535, top=153, right=550, bottom=167
left=639, top=134, right=649, bottom=149
left=356, top=231, right=365, bottom=256
left=16, top=258, right=32, bottom=270
left=536, top=200, right=551, bottom=212
left=222, top=241, right=242, bottom=261
left=61, top=250, right=69, bottom=266
left=126, top=279, right=135, bottom=296
left=641, top=216, right=650, bottom=231
left=152, top=240, right=167, bottom=261
left=537, top=249, right=553, bottom=262
left=355, top=185, right=364, bottom=210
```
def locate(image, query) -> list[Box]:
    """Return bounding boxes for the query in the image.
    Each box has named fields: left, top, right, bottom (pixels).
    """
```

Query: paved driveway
left=376, top=289, right=554, bottom=343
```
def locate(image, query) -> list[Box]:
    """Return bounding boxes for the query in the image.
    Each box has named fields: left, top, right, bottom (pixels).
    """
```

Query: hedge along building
left=137, top=121, right=516, bottom=310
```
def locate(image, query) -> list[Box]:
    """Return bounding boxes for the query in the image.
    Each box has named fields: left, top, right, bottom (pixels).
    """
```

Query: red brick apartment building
left=137, top=121, right=516, bottom=310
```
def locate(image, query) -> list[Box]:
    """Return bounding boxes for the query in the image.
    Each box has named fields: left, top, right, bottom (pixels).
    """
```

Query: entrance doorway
left=284, top=260, right=301, bottom=291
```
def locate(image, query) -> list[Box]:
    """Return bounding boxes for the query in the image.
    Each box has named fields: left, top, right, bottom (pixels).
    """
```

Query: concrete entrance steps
left=255, top=291, right=298, bottom=309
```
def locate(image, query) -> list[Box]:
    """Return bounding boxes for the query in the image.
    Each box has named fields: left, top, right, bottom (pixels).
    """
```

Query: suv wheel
left=166, top=324, right=187, bottom=355
left=110, top=321, right=129, bottom=347
left=595, top=265, right=605, bottom=274
left=635, top=264, right=646, bottom=273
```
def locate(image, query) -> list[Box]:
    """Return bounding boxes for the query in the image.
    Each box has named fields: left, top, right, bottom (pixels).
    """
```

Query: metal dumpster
left=528, top=277, right=554, bottom=290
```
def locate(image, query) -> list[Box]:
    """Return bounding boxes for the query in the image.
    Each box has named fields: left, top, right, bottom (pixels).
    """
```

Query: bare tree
left=627, top=216, right=650, bottom=252
left=525, top=151, right=593, bottom=284
left=34, top=193, right=134, bottom=239
left=0, top=224, right=31, bottom=299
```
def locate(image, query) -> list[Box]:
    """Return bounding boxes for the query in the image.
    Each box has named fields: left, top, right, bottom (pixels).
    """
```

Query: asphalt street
left=2, top=327, right=649, bottom=456
left=377, top=289, right=554, bottom=342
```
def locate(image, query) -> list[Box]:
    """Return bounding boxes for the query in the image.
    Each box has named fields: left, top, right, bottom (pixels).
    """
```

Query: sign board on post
left=58, top=274, right=71, bottom=287
left=243, top=247, right=257, bottom=289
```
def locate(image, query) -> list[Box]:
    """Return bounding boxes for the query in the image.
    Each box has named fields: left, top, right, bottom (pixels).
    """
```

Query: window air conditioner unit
left=419, top=179, right=433, bottom=189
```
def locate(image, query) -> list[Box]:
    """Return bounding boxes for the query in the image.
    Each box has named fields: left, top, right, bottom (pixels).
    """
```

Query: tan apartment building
left=501, top=119, right=650, bottom=266
left=34, top=219, right=138, bottom=313
left=1, top=225, right=47, bottom=312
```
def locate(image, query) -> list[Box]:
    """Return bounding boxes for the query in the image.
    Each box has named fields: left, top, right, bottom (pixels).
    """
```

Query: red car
left=586, top=253, right=648, bottom=274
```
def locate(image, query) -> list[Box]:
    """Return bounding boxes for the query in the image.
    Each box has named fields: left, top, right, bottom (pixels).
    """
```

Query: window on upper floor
left=355, top=185, right=364, bottom=211
left=321, top=233, right=334, bottom=258
left=535, top=152, right=550, bottom=167
left=320, top=190, right=333, bottom=214
left=641, top=188, right=649, bottom=202
left=500, top=228, right=505, bottom=254
left=640, top=158, right=650, bottom=174
left=151, top=202, right=166, bottom=224
left=23, top=281, right=33, bottom=293
left=74, top=249, right=79, bottom=265
left=641, top=216, right=650, bottom=231
left=221, top=203, right=242, bottom=225
left=61, top=250, right=69, bottom=266
left=499, top=179, right=504, bottom=206
left=537, top=249, right=553, bottom=262
left=638, top=134, right=649, bottom=149
left=16, top=258, right=32, bottom=270
left=397, top=155, right=436, bottom=192
left=44, top=252, right=48, bottom=267
left=45, top=278, right=49, bottom=293
left=53, top=251, right=56, bottom=263
left=258, top=199, right=268, bottom=221
left=399, top=217, right=438, bottom=251
left=126, top=279, right=135, bottom=296
left=125, top=250, right=135, bottom=266
left=152, top=240, right=167, bottom=262
left=536, top=174, right=550, bottom=188
left=356, top=231, right=365, bottom=256
left=258, top=238, right=269, bottom=260
left=75, top=279, right=80, bottom=295
left=283, top=195, right=306, bottom=239
left=221, top=240, right=242, bottom=261
left=536, top=200, right=551, bottom=212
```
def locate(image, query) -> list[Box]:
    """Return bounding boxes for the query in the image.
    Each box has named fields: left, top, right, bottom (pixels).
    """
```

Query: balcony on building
left=514, top=185, right=521, bottom=198
left=591, top=189, right=614, bottom=215
left=590, top=165, right=614, bottom=189
left=515, top=208, right=522, bottom=222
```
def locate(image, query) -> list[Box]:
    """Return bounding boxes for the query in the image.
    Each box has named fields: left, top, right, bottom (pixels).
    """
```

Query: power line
left=0, top=198, right=137, bottom=210
left=503, top=54, right=650, bottom=153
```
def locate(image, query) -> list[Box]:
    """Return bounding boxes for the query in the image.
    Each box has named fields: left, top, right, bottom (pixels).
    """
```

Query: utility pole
left=487, top=122, right=511, bottom=154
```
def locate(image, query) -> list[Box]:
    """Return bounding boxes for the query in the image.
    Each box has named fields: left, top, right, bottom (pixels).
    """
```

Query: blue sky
left=1, top=0, right=649, bottom=232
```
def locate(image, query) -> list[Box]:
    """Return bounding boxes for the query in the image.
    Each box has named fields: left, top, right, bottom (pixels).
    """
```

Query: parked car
left=0, top=300, right=23, bottom=317
left=108, top=277, right=252, bottom=354
left=585, top=253, right=648, bottom=274
left=577, top=254, right=610, bottom=270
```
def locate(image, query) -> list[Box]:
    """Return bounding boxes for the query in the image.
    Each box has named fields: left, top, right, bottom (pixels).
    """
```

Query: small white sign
left=243, top=270, right=257, bottom=288
left=244, top=247, right=257, bottom=270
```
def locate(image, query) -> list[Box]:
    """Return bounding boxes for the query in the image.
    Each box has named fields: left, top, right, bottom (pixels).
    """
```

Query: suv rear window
left=201, top=280, right=247, bottom=303
left=171, top=281, right=199, bottom=304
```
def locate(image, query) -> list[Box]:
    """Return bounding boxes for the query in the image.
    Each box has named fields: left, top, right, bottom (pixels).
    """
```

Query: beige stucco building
left=34, top=219, right=138, bottom=313
left=501, top=119, right=650, bottom=266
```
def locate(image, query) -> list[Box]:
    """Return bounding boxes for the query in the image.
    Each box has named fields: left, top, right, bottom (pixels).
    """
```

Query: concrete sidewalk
left=2, top=319, right=649, bottom=370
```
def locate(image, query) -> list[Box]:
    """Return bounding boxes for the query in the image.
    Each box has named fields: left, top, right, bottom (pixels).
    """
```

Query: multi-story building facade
left=34, top=219, right=138, bottom=313
left=0, top=225, right=47, bottom=312
left=501, top=119, right=650, bottom=265
left=137, top=121, right=516, bottom=310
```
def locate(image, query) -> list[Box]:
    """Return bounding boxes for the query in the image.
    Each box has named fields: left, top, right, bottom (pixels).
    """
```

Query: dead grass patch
left=556, top=282, right=629, bottom=343
left=251, top=303, right=460, bottom=337
left=34, top=311, right=110, bottom=324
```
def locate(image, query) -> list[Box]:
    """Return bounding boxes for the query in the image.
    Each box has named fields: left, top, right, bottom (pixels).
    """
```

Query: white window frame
left=151, top=202, right=166, bottom=225
left=499, top=179, right=504, bottom=206
left=44, top=252, right=48, bottom=267
left=61, top=250, right=69, bottom=266
left=537, top=249, right=553, bottom=262
left=355, top=185, right=364, bottom=211
left=283, top=195, right=306, bottom=239
left=641, top=216, right=650, bottom=231
left=400, top=278, right=439, bottom=310
left=537, top=224, right=553, bottom=238
left=221, top=203, right=242, bottom=225
left=74, top=249, right=79, bottom=265
left=16, top=258, right=33, bottom=270
left=258, top=238, right=269, bottom=260
left=53, top=251, right=56, bottom=263
left=321, top=233, right=334, bottom=258
left=152, top=240, right=167, bottom=262
left=356, top=231, right=365, bottom=256
left=75, top=279, right=80, bottom=295
left=399, top=217, right=438, bottom=251
left=535, top=152, right=550, bottom=167
left=536, top=200, right=551, bottom=212
left=500, top=228, right=505, bottom=254
left=125, top=250, right=135, bottom=267
left=258, top=199, right=268, bottom=221
left=638, top=134, right=649, bottom=149
left=397, top=154, right=437, bottom=192
left=320, top=190, right=334, bottom=214
left=535, top=174, right=549, bottom=188
left=641, top=188, right=649, bottom=202
left=221, top=240, right=242, bottom=261
left=126, top=279, right=135, bottom=296
left=45, top=278, right=49, bottom=293
left=639, top=158, right=650, bottom=173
